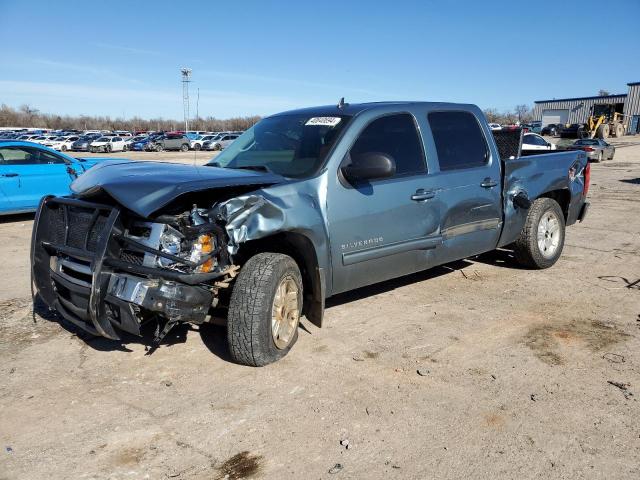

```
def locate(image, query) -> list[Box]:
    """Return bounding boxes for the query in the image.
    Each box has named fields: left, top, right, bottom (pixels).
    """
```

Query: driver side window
left=350, top=113, right=427, bottom=176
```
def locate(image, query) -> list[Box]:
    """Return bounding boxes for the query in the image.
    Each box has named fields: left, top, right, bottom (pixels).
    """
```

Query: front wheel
left=106, top=144, right=112, bottom=153
left=214, top=143, right=222, bottom=151
left=122, top=144, right=128, bottom=152
left=513, top=198, right=565, bottom=269
left=61, top=145, right=67, bottom=151
left=180, top=143, right=189, bottom=152
left=227, top=253, right=303, bottom=366
left=194, top=143, right=202, bottom=150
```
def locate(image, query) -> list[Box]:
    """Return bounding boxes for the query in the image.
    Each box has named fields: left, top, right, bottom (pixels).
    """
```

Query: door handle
left=1, top=173, right=19, bottom=177
left=411, top=189, right=436, bottom=201
left=480, top=178, right=498, bottom=188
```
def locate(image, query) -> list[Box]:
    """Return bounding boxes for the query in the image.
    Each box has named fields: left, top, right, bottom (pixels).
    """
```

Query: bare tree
left=483, top=108, right=500, bottom=123
left=0, top=104, right=261, bottom=132
left=514, top=104, right=532, bottom=123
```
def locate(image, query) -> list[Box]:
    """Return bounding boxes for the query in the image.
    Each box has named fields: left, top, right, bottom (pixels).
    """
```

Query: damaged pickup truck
left=31, top=102, right=590, bottom=366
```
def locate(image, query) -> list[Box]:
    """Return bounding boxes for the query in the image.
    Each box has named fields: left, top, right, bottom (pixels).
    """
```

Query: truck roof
left=271, top=101, right=476, bottom=118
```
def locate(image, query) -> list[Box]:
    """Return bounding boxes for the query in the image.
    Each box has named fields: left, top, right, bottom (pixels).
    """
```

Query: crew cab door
left=424, top=110, right=502, bottom=264
left=326, top=112, right=442, bottom=295
left=0, top=146, right=77, bottom=211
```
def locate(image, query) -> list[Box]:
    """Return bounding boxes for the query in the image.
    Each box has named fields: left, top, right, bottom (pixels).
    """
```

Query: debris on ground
left=6, top=446, right=13, bottom=453
left=530, top=394, right=537, bottom=402
left=163, top=380, right=173, bottom=387
left=340, top=439, right=349, bottom=447
left=328, top=463, right=343, bottom=474
left=417, top=369, right=430, bottom=376
left=603, top=353, right=625, bottom=364
left=607, top=380, right=633, bottom=399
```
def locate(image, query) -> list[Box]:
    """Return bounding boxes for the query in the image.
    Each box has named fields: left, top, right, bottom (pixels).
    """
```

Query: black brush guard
left=31, top=196, right=213, bottom=340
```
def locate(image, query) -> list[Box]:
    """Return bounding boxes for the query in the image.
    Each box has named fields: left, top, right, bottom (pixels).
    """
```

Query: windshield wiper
left=230, top=165, right=274, bottom=174
left=206, top=162, right=275, bottom=175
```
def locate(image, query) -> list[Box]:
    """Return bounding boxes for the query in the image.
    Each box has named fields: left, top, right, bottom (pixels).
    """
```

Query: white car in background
left=33, top=135, right=59, bottom=145
left=47, top=136, right=81, bottom=151
left=521, top=133, right=557, bottom=152
left=89, top=136, right=127, bottom=153
left=16, top=134, right=41, bottom=142
left=190, top=134, right=217, bottom=150
left=488, top=123, right=502, bottom=131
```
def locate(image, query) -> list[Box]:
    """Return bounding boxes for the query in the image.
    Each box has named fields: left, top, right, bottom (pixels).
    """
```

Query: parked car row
left=487, top=121, right=542, bottom=134
left=0, top=129, right=245, bottom=153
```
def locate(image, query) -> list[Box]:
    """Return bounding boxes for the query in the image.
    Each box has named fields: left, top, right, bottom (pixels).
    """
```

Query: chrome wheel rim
left=271, top=276, right=300, bottom=350
left=537, top=211, right=561, bottom=258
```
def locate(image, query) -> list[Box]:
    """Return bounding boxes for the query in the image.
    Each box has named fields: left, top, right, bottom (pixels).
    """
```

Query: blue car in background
left=0, top=141, right=123, bottom=215
left=130, top=137, right=153, bottom=151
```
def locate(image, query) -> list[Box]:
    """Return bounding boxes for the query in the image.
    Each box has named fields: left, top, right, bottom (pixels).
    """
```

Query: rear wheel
left=513, top=198, right=565, bottom=269
left=214, top=143, right=222, bottom=151
left=155, top=144, right=164, bottom=152
left=106, top=144, right=112, bottom=153
left=180, top=143, right=189, bottom=152
left=122, top=144, right=128, bottom=152
left=227, top=253, right=303, bottom=366
left=596, top=151, right=603, bottom=162
left=614, top=123, right=625, bottom=138
left=61, top=145, right=67, bottom=152
left=194, top=143, right=202, bottom=150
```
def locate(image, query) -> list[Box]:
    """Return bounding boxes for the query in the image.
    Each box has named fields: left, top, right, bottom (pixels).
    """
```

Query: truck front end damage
left=31, top=195, right=243, bottom=342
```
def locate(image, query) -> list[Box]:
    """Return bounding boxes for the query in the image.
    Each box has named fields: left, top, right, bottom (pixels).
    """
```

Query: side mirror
left=341, top=152, right=396, bottom=182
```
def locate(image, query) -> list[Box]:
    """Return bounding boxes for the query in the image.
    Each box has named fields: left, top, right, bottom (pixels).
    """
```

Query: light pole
left=181, top=68, right=192, bottom=132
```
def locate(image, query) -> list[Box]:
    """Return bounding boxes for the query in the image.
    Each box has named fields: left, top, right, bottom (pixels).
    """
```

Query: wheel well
left=539, top=189, right=570, bottom=220
left=234, top=232, right=324, bottom=327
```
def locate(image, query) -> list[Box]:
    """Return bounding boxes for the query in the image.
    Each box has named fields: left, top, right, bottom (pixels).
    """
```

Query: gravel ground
left=1, top=138, right=639, bottom=479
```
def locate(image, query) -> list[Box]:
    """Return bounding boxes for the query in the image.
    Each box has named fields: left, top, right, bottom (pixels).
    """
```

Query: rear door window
left=427, top=111, right=489, bottom=171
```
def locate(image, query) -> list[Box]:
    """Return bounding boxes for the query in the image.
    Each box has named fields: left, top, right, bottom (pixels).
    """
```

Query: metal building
left=533, top=81, right=640, bottom=134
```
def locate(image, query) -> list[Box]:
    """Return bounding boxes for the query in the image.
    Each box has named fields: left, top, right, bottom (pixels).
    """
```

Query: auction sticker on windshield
left=305, top=117, right=342, bottom=127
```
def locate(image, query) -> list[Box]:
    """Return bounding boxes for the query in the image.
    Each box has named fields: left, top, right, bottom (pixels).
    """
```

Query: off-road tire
left=513, top=198, right=565, bottom=269
left=596, top=124, right=610, bottom=139
left=227, top=253, right=303, bottom=366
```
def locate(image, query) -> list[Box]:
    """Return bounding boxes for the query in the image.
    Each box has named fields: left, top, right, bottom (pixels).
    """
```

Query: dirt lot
left=1, top=139, right=639, bottom=479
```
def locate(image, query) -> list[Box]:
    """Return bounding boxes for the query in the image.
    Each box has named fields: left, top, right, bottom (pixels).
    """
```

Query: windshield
left=96, top=137, right=109, bottom=142
left=208, top=114, right=350, bottom=178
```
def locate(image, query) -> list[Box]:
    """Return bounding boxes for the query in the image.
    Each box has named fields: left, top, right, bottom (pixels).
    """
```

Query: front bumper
left=31, top=197, right=213, bottom=339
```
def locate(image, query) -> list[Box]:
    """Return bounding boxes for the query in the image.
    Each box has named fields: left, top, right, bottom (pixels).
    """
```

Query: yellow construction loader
left=586, top=104, right=629, bottom=139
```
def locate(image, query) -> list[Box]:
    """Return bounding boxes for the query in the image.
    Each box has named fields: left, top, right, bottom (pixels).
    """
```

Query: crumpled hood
left=70, top=161, right=286, bottom=217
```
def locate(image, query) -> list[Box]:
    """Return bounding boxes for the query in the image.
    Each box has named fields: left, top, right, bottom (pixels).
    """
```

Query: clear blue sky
left=1, top=0, right=638, bottom=120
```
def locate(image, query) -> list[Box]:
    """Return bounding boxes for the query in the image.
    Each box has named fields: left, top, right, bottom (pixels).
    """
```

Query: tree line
left=1, top=102, right=539, bottom=132
left=0, top=104, right=261, bottom=132
left=482, top=104, right=535, bottom=125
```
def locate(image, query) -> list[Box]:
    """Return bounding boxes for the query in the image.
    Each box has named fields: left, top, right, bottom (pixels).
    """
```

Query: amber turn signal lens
left=197, top=234, right=214, bottom=273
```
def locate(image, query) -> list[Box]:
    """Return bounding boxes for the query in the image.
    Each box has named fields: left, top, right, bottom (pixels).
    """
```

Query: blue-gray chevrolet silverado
left=31, top=102, right=590, bottom=366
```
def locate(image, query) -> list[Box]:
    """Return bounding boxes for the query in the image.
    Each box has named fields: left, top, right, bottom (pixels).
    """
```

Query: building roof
left=628, top=81, right=640, bottom=86
left=534, top=93, right=627, bottom=104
